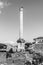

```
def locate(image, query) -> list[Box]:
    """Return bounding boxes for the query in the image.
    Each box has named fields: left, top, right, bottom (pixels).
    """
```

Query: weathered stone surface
left=0, top=52, right=6, bottom=63
left=33, top=43, right=43, bottom=54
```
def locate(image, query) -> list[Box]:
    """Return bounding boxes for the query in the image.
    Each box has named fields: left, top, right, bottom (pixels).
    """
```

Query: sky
left=0, top=0, right=43, bottom=42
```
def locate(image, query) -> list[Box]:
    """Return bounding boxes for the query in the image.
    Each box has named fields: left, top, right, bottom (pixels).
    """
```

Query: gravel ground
left=0, top=52, right=26, bottom=65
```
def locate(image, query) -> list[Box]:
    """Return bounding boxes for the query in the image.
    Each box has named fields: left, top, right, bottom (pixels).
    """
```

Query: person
left=24, top=61, right=31, bottom=65
left=8, top=48, right=14, bottom=53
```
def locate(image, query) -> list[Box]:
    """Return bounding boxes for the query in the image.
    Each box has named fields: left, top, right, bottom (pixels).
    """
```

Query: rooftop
left=33, top=37, right=43, bottom=40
